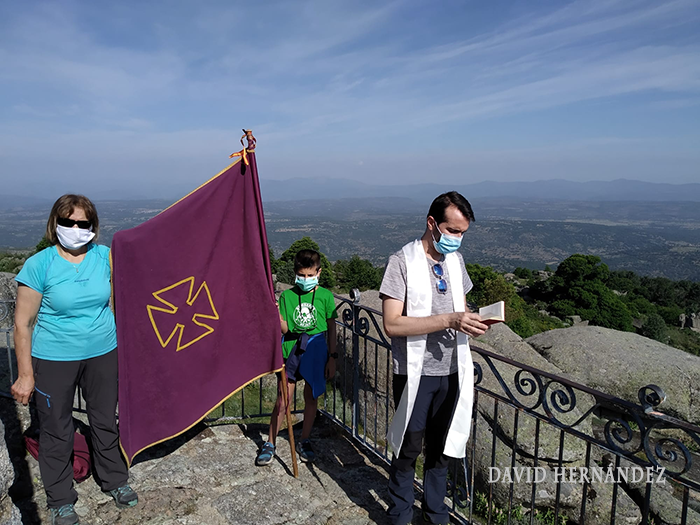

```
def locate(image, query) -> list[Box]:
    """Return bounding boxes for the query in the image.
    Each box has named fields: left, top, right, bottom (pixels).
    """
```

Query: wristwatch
left=329, top=352, right=339, bottom=359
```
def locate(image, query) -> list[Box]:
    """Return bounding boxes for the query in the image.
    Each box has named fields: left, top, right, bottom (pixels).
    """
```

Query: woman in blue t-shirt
left=12, top=194, right=138, bottom=525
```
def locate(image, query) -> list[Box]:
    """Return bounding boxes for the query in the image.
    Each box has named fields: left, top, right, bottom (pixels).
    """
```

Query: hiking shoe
left=108, top=484, right=138, bottom=508
left=255, top=441, right=276, bottom=466
left=49, top=504, right=79, bottom=525
left=296, top=439, right=315, bottom=463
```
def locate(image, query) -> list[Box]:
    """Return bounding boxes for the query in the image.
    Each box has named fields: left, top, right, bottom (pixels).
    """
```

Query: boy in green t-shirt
left=255, top=249, right=338, bottom=466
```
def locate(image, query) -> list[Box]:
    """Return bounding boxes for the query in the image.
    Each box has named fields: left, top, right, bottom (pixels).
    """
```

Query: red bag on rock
left=24, top=432, right=92, bottom=482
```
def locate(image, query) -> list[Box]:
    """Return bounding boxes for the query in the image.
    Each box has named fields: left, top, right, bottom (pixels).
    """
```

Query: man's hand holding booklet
left=478, top=300, right=505, bottom=326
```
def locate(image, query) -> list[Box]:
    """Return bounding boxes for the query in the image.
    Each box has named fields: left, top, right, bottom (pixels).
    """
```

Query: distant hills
left=259, top=178, right=700, bottom=203
left=2, top=179, right=700, bottom=281
left=2, top=179, right=700, bottom=206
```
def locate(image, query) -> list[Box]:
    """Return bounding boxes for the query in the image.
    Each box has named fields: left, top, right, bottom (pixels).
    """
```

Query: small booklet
left=479, top=301, right=505, bottom=326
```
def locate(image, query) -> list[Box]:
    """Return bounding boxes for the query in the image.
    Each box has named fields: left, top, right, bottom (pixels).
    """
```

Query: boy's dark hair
left=294, top=249, right=321, bottom=272
left=427, top=191, right=475, bottom=224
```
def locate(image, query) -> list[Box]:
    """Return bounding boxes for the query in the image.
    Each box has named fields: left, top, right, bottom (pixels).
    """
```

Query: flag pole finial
left=229, top=129, right=256, bottom=164
left=241, top=129, right=256, bottom=150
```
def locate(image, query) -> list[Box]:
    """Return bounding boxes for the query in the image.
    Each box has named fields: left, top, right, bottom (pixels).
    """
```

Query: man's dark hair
left=427, top=191, right=475, bottom=224
left=294, top=249, right=321, bottom=272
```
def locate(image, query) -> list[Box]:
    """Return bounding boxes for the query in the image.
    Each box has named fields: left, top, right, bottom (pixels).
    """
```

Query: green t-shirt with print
left=279, top=285, right=338, bottom=359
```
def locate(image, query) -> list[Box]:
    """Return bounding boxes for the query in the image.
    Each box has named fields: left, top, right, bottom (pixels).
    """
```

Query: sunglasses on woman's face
left=57, top=217, right=92, bottom=229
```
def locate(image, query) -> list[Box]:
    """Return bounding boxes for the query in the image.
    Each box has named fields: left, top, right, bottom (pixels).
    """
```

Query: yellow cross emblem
left=146, top=277, right=219, bottom=352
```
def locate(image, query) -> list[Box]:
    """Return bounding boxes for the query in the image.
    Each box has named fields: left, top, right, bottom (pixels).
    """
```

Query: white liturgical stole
left=386, top=239, right=474, bottom=458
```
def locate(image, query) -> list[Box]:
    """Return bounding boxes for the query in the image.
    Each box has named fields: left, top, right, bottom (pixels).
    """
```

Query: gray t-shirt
left=379, top=249, right=473, bottom=376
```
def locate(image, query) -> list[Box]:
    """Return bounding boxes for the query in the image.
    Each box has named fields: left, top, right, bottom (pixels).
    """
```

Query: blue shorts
left=284, top=332, right=327, bottom=399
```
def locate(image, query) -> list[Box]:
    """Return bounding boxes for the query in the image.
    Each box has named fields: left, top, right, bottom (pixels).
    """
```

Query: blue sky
left=1, top=0, right=699, bottom=199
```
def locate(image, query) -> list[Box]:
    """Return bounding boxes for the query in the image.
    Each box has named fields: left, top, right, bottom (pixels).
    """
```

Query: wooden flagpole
left=234, top=129, right=297, bottom=477
left=280, top=365, right=299, bottom=478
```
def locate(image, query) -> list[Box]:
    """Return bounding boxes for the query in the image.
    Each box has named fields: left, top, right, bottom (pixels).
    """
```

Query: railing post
left=350, top=288, right=361, bottom=440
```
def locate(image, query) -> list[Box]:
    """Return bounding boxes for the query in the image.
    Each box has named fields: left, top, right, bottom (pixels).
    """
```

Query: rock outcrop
left=473, top=324, right=590, bottom=462
left=471, top=324, right=644, bottom=523
left=526, top=325, right=700, bottom=426
left=680, top=312, right=700, bottom=333
left=0, top=272, right=17, bottom=302
left=0, top=420, right=22, bottom=525
left=0, top=408, right=420, bottom=525
left=0, top=272, right=16, bottom=332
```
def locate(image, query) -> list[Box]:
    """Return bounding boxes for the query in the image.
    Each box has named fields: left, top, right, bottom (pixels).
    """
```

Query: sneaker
left=296, top=439, right=315, bottom=463
left=255, top=441, right=276, bottom=466
left=49, top=504, right=79, bottom=525
left=108, top=484, right=138, bottom=508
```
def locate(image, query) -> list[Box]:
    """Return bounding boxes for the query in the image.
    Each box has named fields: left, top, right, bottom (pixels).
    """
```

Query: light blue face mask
left=295, top=275, right=319, bottom=292
left=432, top=224, right=463, bottom=254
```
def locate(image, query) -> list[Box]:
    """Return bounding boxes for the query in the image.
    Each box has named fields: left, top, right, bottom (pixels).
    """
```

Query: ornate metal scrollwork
left=357, top=316, right=370, bottom=336
left=543, top=379, right=577, bottom=416
left=446, top=479, right=470, bottom=509
left=354, top=307, right=390, bottom=347
left=603, top=415, right=642, bottom=455
left=638, top=384, right=666, bottom=411
left=476, top=353, right=545, bottom=411
left=642, top=423, right=695, bottom=476
left=341, top=306, right=353, bottom=328
left=328, top=295, right=700, bottom=493
left=473, top=362, right=482, bottom=386
left=514, top=369, right=545, bottom=410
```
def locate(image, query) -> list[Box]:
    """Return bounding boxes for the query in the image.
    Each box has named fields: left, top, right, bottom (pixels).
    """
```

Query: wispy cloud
left=0, top=0, right=699, bottom=194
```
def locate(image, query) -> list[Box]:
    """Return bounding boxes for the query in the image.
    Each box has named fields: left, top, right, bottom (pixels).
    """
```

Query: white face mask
left=56, top=225, right=95, bottom=250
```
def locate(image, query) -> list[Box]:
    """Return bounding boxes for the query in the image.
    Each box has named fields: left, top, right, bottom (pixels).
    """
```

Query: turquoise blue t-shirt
left=15, top=243, right=117, bottom=361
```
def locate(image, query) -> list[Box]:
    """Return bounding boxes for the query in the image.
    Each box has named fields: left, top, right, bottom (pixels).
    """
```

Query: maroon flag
left=112, top=151, right=282, bottom=464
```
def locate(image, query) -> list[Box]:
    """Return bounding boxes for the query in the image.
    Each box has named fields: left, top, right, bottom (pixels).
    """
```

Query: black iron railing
left=1, top=294, right=698, bottom=524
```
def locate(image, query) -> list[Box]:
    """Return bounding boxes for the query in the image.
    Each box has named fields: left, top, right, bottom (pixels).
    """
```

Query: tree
left=555, top=254, right=610, bottom=286
left=513, top=267, right=532, bottom=280
left=465, top=263, right=529, bottom=328
left=588, top=282, right=633, bottom=331
left=607, top=270, right=640, bottom=294
left=531, top=254, right=633, bottom=332
left=625, top=295, right=656, bottom=318
left=641, top=313, right=668, bottom=343
left=279, top=237, right=336, bottom=289
left=0, top=253, right=24, bottom=274
left=335, top=255, right=382, bottom=292
left=639, top=276, right=676, bottom=307
left=657, top=305, right=683, bottom=326
left=268, top=244, right=278, bottom=275
left=34, top=236, right=51, bottom=254
left=465, top=264, right=513, bottom=307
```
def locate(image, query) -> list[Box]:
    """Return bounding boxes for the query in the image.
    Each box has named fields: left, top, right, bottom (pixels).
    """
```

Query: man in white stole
left=379, top=192, right=488, bottom=525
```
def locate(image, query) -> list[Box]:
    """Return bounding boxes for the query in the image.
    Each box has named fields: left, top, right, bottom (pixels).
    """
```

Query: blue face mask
left=295, top=275, right=319, bottom=292
left=432, top=224, right=463, bottom=254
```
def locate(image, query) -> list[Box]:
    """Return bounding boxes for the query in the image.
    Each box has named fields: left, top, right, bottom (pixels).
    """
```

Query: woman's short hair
left=45, top=194, right=100, bottom=245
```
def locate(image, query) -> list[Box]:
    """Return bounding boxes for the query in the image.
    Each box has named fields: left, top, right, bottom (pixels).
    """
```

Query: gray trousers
left=33, top=349, right=128, bottom=507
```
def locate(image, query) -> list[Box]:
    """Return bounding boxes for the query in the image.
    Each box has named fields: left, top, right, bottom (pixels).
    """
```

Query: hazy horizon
left=2, top=176, right=700, bottom=204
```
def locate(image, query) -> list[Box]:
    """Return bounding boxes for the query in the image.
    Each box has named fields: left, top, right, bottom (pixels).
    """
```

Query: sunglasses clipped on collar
left=432, top=263, right=448, bottom=294
left=57, top=217, right=92, bottom=229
